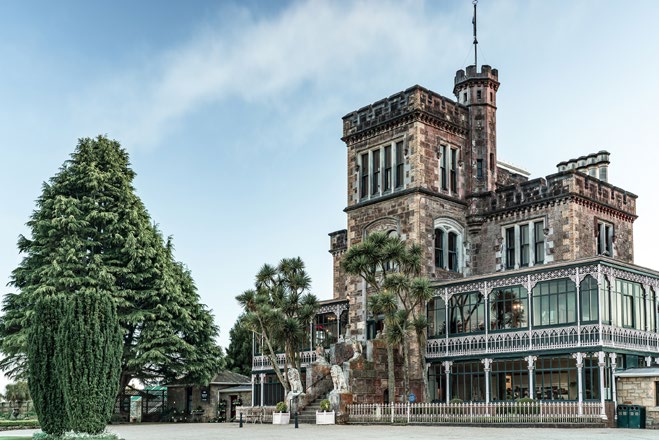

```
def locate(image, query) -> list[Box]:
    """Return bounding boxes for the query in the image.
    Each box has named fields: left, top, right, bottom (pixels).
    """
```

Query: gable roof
left=211, top=370, right=250, bottom=385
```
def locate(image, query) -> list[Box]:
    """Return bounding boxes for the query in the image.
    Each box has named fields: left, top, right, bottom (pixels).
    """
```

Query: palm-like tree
left=342, top=232, right=434, bottom=402
left=236, top=258, right=318, bottom=396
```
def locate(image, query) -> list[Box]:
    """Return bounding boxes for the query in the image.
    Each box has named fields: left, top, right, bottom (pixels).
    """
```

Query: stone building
left=251, top=58, right=659, bottom=419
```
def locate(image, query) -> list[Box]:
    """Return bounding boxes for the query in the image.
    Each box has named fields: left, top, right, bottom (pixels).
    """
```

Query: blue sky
left=1, top=0, right=658, bottom=386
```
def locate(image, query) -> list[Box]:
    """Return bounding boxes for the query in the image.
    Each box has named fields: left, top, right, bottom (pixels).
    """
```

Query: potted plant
left=272, top=401, right=290, bottom=424
left=315, top=399, right=335, bottom=425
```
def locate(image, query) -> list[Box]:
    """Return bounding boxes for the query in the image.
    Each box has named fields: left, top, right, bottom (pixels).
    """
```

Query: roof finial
left=472, top=0, right=478, bottom=69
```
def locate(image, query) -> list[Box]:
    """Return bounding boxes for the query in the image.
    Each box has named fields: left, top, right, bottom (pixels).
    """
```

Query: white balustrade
left=347, top=401, right=604, bottom=424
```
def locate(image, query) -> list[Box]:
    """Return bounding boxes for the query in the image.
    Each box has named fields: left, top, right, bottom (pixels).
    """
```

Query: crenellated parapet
left=341, top=85, right=469, bottom=142
left=471, top=170, right=637, bottom=220
left=329, top=229, right=347, bottom=256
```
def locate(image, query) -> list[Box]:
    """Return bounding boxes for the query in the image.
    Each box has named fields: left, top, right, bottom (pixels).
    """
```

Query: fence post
left=407, top=402, right=410, bottom=424
left=391, top=402, right=394, bottom=424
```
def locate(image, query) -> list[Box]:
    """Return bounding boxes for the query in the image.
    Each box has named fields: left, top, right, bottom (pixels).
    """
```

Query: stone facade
left=334, top=65, right=637, bottom=344
left=327, top=62, right=646, bottom=409
left=616, top=370, right=659, bottom=428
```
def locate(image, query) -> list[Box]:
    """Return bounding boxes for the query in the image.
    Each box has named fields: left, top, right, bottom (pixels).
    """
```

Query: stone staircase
left=292, top=395, right=327, bottom=424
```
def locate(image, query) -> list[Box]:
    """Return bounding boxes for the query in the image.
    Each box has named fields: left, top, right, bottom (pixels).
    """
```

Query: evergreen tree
left=225, top=315, right=253, bottom=377
left=0, top=135, right=222, bottom=392
left=57, top=290, right=122, bottom=434
left=27, top=295, right=69, bottom=436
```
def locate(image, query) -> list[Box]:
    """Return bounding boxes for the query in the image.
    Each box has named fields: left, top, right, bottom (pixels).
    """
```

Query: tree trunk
left=385, top=324, right=396, bottom=403
left=402, top=328, right=410, bottom=400
left=416, top=330, right=429, bottom=402
left=262, top=329, right=290, bottom=395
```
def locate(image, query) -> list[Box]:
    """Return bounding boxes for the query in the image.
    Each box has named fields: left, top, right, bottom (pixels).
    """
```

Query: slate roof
left=210, top=370, right=251, bottom=385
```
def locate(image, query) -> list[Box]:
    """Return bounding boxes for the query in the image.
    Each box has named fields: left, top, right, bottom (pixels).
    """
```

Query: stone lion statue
left=330, top=364, right=348, bottom=393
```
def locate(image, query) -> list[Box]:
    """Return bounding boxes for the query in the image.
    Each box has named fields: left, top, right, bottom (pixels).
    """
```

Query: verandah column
left=609, top=353, right=618, bottom=419
left=597, top=351, right=608, bottom=420
left=572, top=352, right=585, bottom=415
left=442, top=360, right=453, bottom=403
left=481, top=358, right=492, bottom=403
left=259, top=373, right=266, bottom=407
left=524, top=355, right=537, bottom=400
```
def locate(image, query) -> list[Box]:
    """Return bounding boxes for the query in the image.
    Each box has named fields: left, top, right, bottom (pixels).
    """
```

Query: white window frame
left=502, top=218, right=546, bottom=270
left=597, top=220, right=614, bottom=257
left=434, top=218, right=464, bottom=273
left=358, top=138, right=405, bottom=201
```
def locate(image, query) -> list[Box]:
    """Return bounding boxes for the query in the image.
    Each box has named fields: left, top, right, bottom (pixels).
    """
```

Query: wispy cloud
left=71, top=0, right=466, bottom=150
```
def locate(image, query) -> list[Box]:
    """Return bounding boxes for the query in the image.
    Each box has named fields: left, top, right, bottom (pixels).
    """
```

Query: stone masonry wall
left=617, top=376, right=659, bottom=428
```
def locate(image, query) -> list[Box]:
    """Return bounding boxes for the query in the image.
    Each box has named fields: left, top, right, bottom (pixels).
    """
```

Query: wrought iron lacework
left=601, top=266, right=659, bottom=289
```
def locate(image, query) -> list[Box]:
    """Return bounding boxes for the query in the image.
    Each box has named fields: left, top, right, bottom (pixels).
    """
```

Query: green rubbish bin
left=617, top=404, right=629, bottom=428
left=627, top=405, right=646, bottom=429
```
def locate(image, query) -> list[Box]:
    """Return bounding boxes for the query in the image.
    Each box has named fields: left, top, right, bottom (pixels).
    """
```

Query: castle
left=251, top=54, right=659, bottom=421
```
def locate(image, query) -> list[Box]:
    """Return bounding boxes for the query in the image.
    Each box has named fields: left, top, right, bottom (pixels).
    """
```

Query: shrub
left=319, top=399, right=331, bottom=412
left=27, top=295, right=70, bottom=436
left=57, top=291, right=122, bottom=434
left=275, top=402, right=288, bottom=413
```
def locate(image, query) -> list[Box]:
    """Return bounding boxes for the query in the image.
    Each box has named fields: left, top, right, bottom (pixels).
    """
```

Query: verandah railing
left=347, top=401, right=603, bottom=424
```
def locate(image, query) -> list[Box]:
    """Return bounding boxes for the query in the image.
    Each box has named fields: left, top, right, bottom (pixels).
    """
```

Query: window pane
left=534, top=221, right=545, bottom=264
left=384, top=145, right=392, bottom=191
left=395, top=141, right=404, bottom=188
left=520, top=225, right=529, bottom=267
left=360, top=153, right=369, bottom=198
left=372, top=149, right=380, bottom=195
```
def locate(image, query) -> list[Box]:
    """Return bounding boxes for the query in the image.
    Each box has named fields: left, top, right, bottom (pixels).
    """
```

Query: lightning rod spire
left=472, top=0, right=478, bottom=69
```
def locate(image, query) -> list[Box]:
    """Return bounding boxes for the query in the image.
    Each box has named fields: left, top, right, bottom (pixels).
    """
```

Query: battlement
left=329, top=229, right=347, bottom=255
left=342, top=85, right=469, bottom=139
left=478, top=171, right=636, bottom=219
left=454, top=64, right=499, bottom=85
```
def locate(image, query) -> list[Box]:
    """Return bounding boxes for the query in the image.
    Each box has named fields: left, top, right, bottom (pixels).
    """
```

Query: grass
left=0, top=437, right=32, bottom=440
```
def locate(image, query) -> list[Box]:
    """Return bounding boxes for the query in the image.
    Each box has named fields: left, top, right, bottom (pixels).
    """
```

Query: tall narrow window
left=372, top=149, right=381, bottom=195
left=434, top=229, right=444, bottom=269
left=520, top=225, right=529, bottom=267
left=534, top=221, right=545, bottom=264
left=580, top=275, right=599, bottom=323
left=395, top=141, right=404, bottom=188
left=450, top=148, right=457, bottom=193
left=476, top=90, right=482, bottom=101
left=477, top=159, right=484, bottom=179
left=360, top=153, right=369, bottom=199
left=505, top=227, right=515, bottom=269
left=490, top=152, right=495, bottom=172
left=384, top=145, right=392, bottom=191
left=448, top=232, right=458, bottom=271
left=434, top=220, right=464, bottom=273
left=440, top=145, right=447, bottom=190
left=597, top=221, right=613, bottom=256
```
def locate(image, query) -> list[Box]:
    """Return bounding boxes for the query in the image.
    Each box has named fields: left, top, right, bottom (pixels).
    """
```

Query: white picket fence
left=347, top=401, right=604, bottom=424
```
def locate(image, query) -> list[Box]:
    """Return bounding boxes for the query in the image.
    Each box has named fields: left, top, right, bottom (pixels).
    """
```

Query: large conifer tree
left=0, top=135, right=222, bottom=390
left=225, top=315, right=253, bottom=377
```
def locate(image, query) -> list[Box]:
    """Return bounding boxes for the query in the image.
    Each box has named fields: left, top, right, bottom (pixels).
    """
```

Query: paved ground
left=1, top=424, right=657, bottom=440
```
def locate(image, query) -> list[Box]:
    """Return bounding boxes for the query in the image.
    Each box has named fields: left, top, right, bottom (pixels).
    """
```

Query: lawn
left=0, top=437, right=31, bottom=440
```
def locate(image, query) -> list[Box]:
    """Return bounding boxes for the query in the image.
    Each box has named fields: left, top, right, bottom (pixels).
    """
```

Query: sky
left=1, top=0, right=658, bottom=389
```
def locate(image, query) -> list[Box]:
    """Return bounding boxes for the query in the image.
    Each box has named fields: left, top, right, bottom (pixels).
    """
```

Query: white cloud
left=71, top=0, right=466, bottom=150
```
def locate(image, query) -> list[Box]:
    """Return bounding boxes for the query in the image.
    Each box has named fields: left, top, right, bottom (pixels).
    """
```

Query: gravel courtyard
left=1, top=424, right=656, bottom=440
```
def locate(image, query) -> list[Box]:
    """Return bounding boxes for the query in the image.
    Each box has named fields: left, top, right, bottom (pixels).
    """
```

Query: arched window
left=434, top=218, right=464, bottom=273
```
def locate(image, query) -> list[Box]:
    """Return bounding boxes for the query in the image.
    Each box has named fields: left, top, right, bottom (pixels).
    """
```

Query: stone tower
left=453, top=65, right=499, bottom=194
